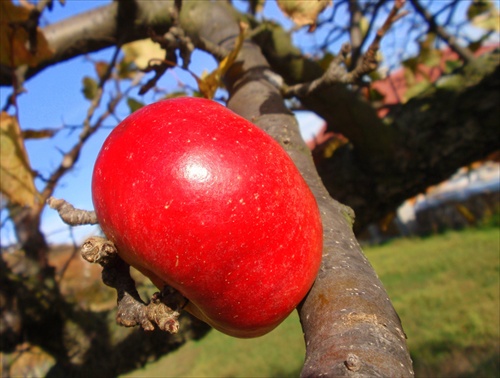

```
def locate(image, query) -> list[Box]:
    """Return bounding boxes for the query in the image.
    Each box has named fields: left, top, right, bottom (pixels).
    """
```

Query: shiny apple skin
left=92, top=97, right=323, bottom=338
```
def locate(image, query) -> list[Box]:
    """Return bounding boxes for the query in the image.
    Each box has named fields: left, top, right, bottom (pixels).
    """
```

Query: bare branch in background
left=56, top=227, right=80, bottom=282
left=354, top=0, right=407, bottom=77
left=37, top=45, right=126, bottom=211
left=283, top=0, right=408, bottom=98
left=409, top=0, right=475, bottom=63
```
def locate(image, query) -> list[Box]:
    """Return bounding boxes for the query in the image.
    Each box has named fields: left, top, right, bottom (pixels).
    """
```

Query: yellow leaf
left=471, top=7, right=500, bottom=32
left=121, top=38, right=166, bottom=70
left=82, top=76, right=98, bottom=101
left=0, top=0, right=53, bottom=68
left=0, top=112, right=39, bottom=208
left=360, top=16, right=369, bottom=38
left=194, top=22, right=248, bottom=99
left=277, top=0, right=332, bottom=30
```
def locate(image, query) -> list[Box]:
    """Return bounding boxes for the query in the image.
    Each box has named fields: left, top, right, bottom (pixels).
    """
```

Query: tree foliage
left=1, top=0, right=498, bottom=376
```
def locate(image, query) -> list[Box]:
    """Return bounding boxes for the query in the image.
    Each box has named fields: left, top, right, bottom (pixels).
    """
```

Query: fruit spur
left=91, top=97, right=323, bottom=338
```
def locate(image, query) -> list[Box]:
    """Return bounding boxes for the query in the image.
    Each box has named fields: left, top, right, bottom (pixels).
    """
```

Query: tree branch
left=47, top=197, right=98, bottom=225
left=348, top=0, right=364, bottom=69
left=409, top=0, right=475, bottom=63
left=37, top=46, right=127, bottom=215
left=80, top=237, right=184, bottom=334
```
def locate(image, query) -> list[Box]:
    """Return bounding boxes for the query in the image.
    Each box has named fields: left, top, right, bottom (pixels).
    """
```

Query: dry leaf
left=121, top=39, right=166, bottom=70
left=277, top=0, right=332, bottom=31
left=471, top=7, right=500, bottom=32
left=194, top=22, right=248, bottom=99
left=0, top=0, right=53, bottom=68
left=82, top=76, right=98, bottom=101
left=0, top=112, right=39, bottom=208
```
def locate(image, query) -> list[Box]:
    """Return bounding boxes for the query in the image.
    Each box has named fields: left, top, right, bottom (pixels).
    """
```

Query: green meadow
left=125, top=226, right=499, bottom=377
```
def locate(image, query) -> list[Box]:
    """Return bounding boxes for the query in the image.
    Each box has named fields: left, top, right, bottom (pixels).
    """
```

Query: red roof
left=371, top=45, right=498, bottom=117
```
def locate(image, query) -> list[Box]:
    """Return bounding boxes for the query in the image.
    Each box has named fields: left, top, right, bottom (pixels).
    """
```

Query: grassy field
left=124, top=226, right=499, bottom=378
left=367, top=227, right=499, bottom=377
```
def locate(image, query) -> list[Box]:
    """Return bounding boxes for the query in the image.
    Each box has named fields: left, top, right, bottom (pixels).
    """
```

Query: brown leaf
left=277, top=0, right=332, bottom=31
left=0, top=0, right=53, bottom=68
left=0, top=112, right=39, bottom=208
left=94, top=61, right=110, bottom=81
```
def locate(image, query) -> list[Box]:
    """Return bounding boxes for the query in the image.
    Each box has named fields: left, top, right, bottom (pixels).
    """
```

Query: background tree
left=1, top=0, right=498, bottom=377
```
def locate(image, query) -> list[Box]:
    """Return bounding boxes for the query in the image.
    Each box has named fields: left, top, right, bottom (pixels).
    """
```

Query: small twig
left=47, top=197, right=97, bottom=226
left=139, top=25, right=195, bottom=95
left=282, top=44, right=352, bottom=98
left=80, top=237, right=184, bottom=333
left=139, top=58, right=175, bottom=95
left=409, top=0, right=475, bottom=63
left=349, top=0, right=408, bottom=82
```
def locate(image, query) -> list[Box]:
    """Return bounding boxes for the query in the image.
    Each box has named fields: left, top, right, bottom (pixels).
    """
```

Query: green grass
left=123, top=226, right=500, bottom=378
left=366, top=227, right=500, bottom=377
left=123, top=311, right=305, bottom=377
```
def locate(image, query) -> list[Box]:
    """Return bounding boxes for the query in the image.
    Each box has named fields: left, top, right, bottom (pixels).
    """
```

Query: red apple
left=91, top=97, right=322, bottom=338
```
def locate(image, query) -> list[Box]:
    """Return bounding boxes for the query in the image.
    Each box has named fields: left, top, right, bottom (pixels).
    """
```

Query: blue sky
left=1, top=0, right=490, bottom=246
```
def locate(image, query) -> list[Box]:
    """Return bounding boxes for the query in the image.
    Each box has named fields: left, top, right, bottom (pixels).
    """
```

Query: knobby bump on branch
left=48, top=198, right=188, bottom=334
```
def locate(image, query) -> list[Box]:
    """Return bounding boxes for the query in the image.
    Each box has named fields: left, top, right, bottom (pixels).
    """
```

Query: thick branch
left=254, top=21, right=398, bottom=165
